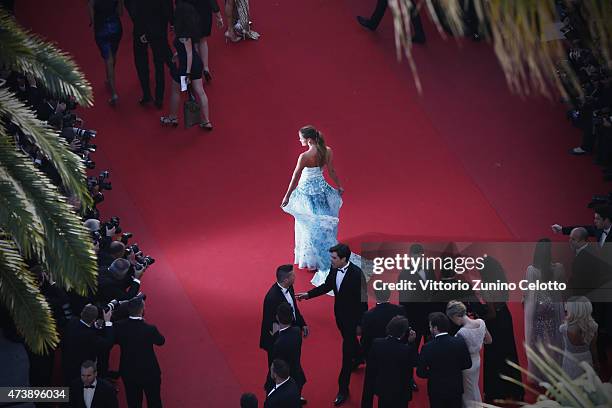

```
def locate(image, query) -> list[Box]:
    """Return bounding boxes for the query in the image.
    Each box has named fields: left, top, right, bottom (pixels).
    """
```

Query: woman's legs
left=224, top=0, right=240, bottom=41
left=199, top=39, right=209, bottom=73
left=169, top=81, right=181, bottom=118
left=192, top=79, right=210, bottom=124
left=105, top=54, right=118, bottom=102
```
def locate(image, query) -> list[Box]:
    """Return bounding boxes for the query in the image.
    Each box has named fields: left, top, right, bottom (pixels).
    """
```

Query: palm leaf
left=0, top=88, right=91, bottom=205
left=0, top=136, right=97, bottom=295
left=0, top=238, right=58, bottom=354
left=0, top=8, right=93, bottom=106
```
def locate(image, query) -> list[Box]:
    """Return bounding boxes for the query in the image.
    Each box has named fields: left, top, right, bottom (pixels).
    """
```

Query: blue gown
left=282, top=166, right=342, bottom=284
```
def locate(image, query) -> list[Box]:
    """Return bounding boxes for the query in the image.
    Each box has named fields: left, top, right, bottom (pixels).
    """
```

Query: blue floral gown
left=282, top=166, right=342, bottom=286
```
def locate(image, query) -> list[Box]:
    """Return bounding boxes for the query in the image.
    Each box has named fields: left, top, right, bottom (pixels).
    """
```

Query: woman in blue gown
left=281, top=126, right=344, bottom=285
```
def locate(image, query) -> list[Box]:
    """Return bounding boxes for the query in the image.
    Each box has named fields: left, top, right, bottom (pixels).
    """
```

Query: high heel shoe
left=199, top=121, right=213, bottom=131
left=224, top=30, right=241, bottom=43
left=160, top=116, right=178, bottom=127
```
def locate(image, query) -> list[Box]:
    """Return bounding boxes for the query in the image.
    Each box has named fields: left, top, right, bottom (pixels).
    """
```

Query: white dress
left=456, top=319, right=487, bottom=408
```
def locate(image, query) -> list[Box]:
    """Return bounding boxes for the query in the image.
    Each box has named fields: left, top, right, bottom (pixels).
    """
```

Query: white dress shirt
left=277, top=283, right=296, bottom=319
left=267, top=377, right=290, bottom=397
left=336, top=263, right=350, bottom=292
left=600, top=227, right=611, bottom=248
left=83, top=379, right=97, bottom=408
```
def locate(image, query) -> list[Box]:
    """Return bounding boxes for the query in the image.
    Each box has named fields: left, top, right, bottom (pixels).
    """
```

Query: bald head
left=570, top=227, right=588, bottom=251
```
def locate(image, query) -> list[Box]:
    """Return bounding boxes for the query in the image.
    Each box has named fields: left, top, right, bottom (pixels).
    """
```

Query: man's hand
left=140, top=34, right=148, bottom=43
left=215, top=12, right=224, bottom=28
left=69, top=139, right=81, bottom=152
left=134, top=264, right=146, bottom=280
left=296, top=293, right=309, bottom=301
left=407, top=329, right=416, bottom=343
left=105, top=225, right=116, bottom=237
left=551, top=224, right=563, bottom=233
left=103, top=309, right=113, bottom=322
left=127, top=251, right=138, bottom=265
left=302, top=326, right=309, bottom=338
left=356, top=325, right=362, bottom=336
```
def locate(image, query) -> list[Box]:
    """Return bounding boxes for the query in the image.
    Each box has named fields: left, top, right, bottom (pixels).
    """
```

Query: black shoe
left=139, top=96, right=152, bottom=105
left=154, top=99, right=163, bottom=109
left=203, top=70, right=212, bottom=82
left=356, top=16, right=375, bottom=31
left=300, top=396, right=307, bottom=405
left=333, top=393, right=348, bottom=406
left=351, top=358, right=365, bottom=371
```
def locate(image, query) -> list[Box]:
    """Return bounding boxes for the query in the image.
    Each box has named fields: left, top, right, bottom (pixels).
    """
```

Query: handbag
left=183, top=85, right=200, bottom=128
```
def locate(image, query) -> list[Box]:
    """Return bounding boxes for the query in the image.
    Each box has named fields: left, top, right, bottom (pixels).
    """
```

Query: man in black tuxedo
left=552, top=206, right=612, bottom=249
left=398, top=244, right=436, bottom=348
left=356, top=0, right=425, bottom=43
left=61, top=305, right=114, bottom=385
left=113, top=298, right=165, bottom=408
left=260, top=265, right=308, bottom=367
left=417, top=313, right=471, bottom=408
left=124, top=0, right=175, bottom=108
left=69, top=360, right=118, bottom=408
left=98, top=258, right=144, bottom=304
left=361, top=288, right=405, bottom=358
left=297, top=243, right=368, bottom=406
left=264, top=359, right=301, bottom=408
left=362, top=316, right=418, bottom=408
left=265, top=303, right=307, bottom=404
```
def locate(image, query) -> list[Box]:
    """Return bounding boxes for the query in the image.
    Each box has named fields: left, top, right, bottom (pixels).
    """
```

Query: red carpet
left=16, top=0, right=610, bottom=406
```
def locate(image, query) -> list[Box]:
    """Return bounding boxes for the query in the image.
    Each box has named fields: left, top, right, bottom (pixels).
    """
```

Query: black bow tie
left=84, top=385, right=95, bottom=389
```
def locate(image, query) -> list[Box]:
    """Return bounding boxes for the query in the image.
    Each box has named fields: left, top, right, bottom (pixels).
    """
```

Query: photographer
left=60, top=304, right=114, bottom=385
left=113, top=297, right=165, bottom=408
left=98, top=258, right=144, bottom=304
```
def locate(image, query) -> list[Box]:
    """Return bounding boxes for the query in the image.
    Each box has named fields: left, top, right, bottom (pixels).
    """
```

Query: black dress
left=93, top=0, right=123, bottom=60
left=193, top=0, right=220, bottom=38
left=483, top=302, right=525, bottom=402
left=172, top=1, right=203, bottom=81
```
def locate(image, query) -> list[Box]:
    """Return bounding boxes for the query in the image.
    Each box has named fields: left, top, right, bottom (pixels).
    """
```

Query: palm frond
left=0, top=165, right=45, bottom=260
left=0, top=137, right=97, bottom=295
left=0, top=89, right=91, bottom=204
left=0, top=8, right=93, bottom=106
left=0, top=238, right=58, bottom=354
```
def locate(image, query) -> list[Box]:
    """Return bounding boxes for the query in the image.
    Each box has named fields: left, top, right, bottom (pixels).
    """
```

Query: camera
left=102, top=292, right=147, bottom=313
left=120, top=232, right=133, bottom=245
left=101, top=216, right=122, bottom=234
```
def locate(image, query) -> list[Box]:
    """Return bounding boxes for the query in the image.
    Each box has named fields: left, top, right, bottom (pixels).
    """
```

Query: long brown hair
left=299, top=125, right=327, bottom=166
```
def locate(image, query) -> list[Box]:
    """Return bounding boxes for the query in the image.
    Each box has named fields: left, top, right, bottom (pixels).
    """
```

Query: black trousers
left=337, top=322, right=360, bottom=394
left=123, top=377, right=162, bottom=408
left=368, top=0, right=425, bottom=41
left=429, top=393, right=461, bottom=408
left=378, top=395, right=410, bottom=408
left=132, top=34, right=175, bottom=102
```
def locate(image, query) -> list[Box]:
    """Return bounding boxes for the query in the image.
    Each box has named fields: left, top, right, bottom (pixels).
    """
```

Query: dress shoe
left=356, top=16, right=375, bottom=31
left=333, top=393, right=348, bottom=406
left=300, top=396, right=307, bottom=405
left=138, top=96, right=152, bottom=105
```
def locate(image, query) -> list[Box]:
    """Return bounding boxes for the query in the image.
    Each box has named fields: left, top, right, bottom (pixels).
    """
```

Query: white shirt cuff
left=105, top=322, right=113, bottom=327
left=133, top=278, right=141, bottom=284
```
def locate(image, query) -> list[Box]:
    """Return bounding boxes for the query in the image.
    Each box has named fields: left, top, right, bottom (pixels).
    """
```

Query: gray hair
left=446, top=300, right=467, bottom=319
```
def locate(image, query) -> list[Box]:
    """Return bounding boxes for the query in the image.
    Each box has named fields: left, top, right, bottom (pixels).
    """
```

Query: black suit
left=307, top=262, right=368, bottom=393
left=362, top=337, right=418, bottom=408
left=69, top=378, right=119, bottom=408
left=266, top=327, right=306, bottom=394
left=260, top=283, right=307, bottom=365
left=263, top=378, right=301, bottom=408
left=398, top=268, right=436, bottom=347
left=113, top=318, right=165, bottom=408
left=417, top=333, right=472, bottom=408
left=60, top=319, right=114, bottom=385
left=125, top=0, right=175, bottom=103
left=360, top=302, right=405, bottom=358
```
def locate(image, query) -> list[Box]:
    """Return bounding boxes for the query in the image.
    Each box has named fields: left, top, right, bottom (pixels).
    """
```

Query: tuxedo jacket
left=263, top=378, right=301, bottom=408
left=416, top=333, right=471, bottom=397
left=569, top=245, right=612, bottom=300
left=398, top=268, right=437, bottom=329
left=271, top=327, right=306, bottom=389
left=125, top=0, right=173, bottom=39
left=260, top=283, right=306, bottom=351
left=562, top=225, right=612, bottom=245
left=113, top=319, right=165, bottom=381
left=69, top=378, right=118, bottom=408
left=360, top=303, right=405, bottom=357
left=307, top=262, right=368, bottom=329
left=362, top=337, right=418, bottom=408
left=60, top=319, right=114, bottom=384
